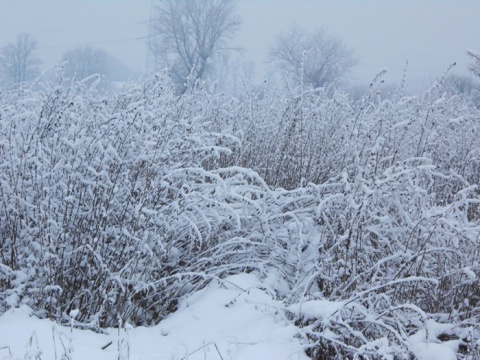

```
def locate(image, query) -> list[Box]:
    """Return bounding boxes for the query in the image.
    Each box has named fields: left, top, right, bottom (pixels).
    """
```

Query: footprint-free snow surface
left=0, top=274, right=309, bottom=360
left=0, top=273, right=462, bottom=359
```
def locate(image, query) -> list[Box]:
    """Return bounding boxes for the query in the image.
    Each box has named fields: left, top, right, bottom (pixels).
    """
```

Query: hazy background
left=1, top=0, right=479, bottom=87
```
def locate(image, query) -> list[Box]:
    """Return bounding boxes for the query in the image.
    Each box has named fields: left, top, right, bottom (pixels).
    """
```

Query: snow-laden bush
left=0, top=73, right=271, bottom=328
left=1, top=71, right=479, bottom=358
left=232, top=73, right=480, bottom=194
left=267, top=164, right=479, bottom=358
left=235, top=77, right=480, bottom=358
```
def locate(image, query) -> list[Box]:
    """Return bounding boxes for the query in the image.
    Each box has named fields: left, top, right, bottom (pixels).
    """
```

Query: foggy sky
left=1, top=0, right=479, bottom=86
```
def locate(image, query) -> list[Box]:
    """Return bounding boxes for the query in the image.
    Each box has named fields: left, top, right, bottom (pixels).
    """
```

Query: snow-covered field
left=0, top=274, right=308, bottom=360
left=1, top=273, right=466, bottom=360
left=1, top=73, right=479, bottom=359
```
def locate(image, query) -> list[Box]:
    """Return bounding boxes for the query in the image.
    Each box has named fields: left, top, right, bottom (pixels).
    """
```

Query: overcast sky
left=1, top=0, right=479, bottom=86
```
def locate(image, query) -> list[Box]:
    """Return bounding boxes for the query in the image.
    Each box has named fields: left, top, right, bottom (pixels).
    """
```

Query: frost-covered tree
left=0, top=33, right=41, bottom=85
left=150, top=0, right=241, bottom=93
left=61, top=46, right=132, bottom=82
left=269, top=26, right=356, bottom=88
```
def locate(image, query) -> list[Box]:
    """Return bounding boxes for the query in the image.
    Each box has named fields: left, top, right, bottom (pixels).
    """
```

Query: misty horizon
left=1, top=0, right=479, bottom=88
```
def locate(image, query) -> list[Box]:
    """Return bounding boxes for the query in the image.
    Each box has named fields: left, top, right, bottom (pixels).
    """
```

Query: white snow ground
left=0, top=273, right=309, bottom=360
left=0, top=273, right=462, bottom=359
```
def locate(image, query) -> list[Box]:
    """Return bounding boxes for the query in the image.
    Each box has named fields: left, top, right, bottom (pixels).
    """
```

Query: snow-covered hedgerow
left=1, top=72, right=479, bottom=358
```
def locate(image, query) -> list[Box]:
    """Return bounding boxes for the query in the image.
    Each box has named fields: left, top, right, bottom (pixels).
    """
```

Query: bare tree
left=467, top=50, right=480, bottom=79
left=150, top=0, right=241, bottom=93
left=269, top=26, right=357, bottom=89
left=0, top=33, right=41, bottom=85
left=61, top=46, right=133, bottom=82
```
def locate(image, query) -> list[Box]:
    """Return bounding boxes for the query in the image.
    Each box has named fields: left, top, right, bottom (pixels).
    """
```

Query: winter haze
left=1, top=0, right=479, bottom=85
left=1, top=1, right=480, bottom=359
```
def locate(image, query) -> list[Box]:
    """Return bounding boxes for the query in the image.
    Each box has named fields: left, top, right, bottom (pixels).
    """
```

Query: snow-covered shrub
left=230, top=85, right=354, bottom=189
left=244, top=77, right=480, bottom=358
left=1, top=69, right=479, bottom=358
left=274, top=166, right=479, bottom=358
left=0, top=73, right=270, bottom=328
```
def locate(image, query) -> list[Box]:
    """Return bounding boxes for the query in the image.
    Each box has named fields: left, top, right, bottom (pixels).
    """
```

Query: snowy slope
left=0, top=274, right=308, bottom=360
left=0, top=273, right=469, bottom=359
